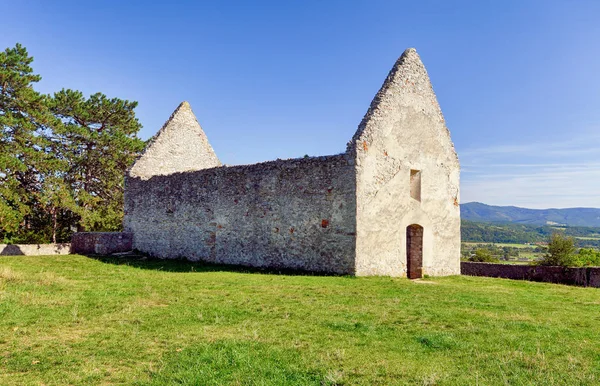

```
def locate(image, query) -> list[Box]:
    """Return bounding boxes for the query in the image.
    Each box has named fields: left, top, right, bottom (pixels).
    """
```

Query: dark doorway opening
left=406, top=224, right=423, bottom=279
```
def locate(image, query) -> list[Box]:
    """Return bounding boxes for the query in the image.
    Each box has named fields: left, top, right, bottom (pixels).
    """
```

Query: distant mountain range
left=461, top=202, right=600, bottom=227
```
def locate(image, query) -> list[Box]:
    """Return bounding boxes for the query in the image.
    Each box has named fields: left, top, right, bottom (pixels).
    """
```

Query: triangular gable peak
left=129, top=101, right=221, bottom=180
left=348, top=48, right=458, bottom=163
left=350, top=48, right=461, bottom=277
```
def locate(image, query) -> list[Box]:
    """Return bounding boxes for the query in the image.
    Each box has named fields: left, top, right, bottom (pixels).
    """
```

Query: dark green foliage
left=574, top=248, right=600, bottom=267
left=0, top=44, right=51, bottom=236
left=538, top=233, right=576, bottom=267
left=461, top=220, right=542, bottom=244
left=462, top=220, right=600, bottom=248
left=0, top=44, right=144, bottom=242
left=48, top=90, right=145, bottom=231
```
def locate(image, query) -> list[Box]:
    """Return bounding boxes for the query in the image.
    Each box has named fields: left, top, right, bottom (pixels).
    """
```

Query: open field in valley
left=1, top=255, right=600, bottom=385
left=463, top=242, right=534, bottom=249
left=462, top=242, right=546, bottom=264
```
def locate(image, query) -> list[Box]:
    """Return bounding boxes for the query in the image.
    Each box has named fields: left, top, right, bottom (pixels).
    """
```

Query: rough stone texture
left=588, top=268, right=600, bottom=287
left=71, top=232, right=133, bottom=255
left=350, top=48, right=461, bottom=276
left=123, top=48, right=460, bottom=276
left=128, top=101, right=221, bottom=180
left=0, top=244, right=70, bottom=256
left=125, top=155, right=356, bottom=274
left=462, top=262, right=600, bottom=288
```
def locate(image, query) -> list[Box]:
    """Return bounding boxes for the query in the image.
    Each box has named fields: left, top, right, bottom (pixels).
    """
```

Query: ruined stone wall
left=124, top=154, right=356, bottom=274
left=128, top=102, right=221, bottom=179
left=462, top=262, right=600, bottom=288
left=0, top=244, right=70, bottom=256
left=351, top=48, right=461, bottom=277
left=71, top=232, right=133, bottom=255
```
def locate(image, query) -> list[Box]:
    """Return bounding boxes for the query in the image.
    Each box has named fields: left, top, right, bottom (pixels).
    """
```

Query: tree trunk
left=52, top=207, right=57, bottom=243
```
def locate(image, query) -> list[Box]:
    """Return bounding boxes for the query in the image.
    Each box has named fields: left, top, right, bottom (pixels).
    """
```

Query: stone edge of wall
left=127, top=152, right=353, bottom=183
left=461, top=261, right=600, bottom=288
left=0, top=244, right=71, bottom=256
left=71, top=232, right=133, bottom=255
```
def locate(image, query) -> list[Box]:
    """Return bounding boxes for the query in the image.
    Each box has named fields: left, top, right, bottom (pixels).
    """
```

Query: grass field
left=1, top=255, right=600, bottom=385
left=462, top=242, right=544, bottom=263
left=463, top=242, right=534, bottom=249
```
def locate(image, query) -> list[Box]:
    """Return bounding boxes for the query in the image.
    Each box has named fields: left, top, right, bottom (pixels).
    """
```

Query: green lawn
left=1, top=255, right=599, bottom=385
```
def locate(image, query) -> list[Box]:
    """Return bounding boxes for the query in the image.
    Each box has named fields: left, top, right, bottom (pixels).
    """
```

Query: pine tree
left=0, top=44, right=52, bottom=241
left=1, top=43, right=145, bottom=241
left=48, top=90, right=145, bottom=232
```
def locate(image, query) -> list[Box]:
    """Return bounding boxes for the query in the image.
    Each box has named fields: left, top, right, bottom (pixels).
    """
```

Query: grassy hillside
left=461, top=202, right=600, bottom=227
left=1, top=255, right=600, bottom=384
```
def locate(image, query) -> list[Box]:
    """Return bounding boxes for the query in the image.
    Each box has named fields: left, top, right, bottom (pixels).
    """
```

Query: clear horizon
left=462, top=202, right=600, bottom=211
left=2, top=0, right=599, bottom=209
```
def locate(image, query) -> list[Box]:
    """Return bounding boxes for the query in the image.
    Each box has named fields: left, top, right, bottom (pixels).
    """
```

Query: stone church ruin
left=122, top=48, right=460, bottom=276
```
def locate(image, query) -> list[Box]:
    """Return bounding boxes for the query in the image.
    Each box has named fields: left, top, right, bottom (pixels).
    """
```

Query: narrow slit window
left=410, top=169, right=421, bottom=202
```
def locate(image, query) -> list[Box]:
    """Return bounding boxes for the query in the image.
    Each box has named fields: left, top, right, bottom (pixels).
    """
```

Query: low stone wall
left=0, top=243, right=71, bottom=256
left=71, top=232, right=133, bottom=255
left=461, top=262, right=600, bottom=288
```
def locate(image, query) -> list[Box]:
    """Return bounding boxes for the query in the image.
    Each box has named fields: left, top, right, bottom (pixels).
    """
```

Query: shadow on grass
left=86, top=254, right=344, bottom=277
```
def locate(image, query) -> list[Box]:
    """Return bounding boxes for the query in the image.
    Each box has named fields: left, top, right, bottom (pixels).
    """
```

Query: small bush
left=538, top=233, right=576, bottom=266
left=468, top=249, right=499, bottom=263
left=574, top=248, right=600, bottom=267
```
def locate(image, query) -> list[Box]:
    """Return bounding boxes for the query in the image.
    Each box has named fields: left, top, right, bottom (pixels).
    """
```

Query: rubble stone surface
left=124, top=48, right=460, bottom=276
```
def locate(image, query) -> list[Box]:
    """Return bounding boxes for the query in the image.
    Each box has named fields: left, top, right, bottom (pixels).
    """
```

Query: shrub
left=538, top=233, right=576, bottom=266
left=469, top=248, right=499, bottom=263
left=574, top=248, right=600, bottom=267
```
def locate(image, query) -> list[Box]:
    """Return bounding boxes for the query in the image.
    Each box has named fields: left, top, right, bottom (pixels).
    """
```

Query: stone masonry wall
left=0, top=244, right=70, bottom=256
left=71, top=232, right=133, bottom=255
left=128, top=102, right=221, bottom=179
left=351, top=48, right=461, bottom=277
left=462, top=261, right=600, bottom=288
left=124, top=154, right=356, bottom=274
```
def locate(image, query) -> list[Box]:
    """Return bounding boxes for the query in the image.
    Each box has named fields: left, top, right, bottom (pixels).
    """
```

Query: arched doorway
left=406, top=224, right=423, bottom=279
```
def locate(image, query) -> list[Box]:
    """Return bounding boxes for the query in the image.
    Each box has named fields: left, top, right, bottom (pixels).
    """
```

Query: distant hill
left=461, top=220, right=600, bottom=248
left=461, top=202, right=600, bottom=227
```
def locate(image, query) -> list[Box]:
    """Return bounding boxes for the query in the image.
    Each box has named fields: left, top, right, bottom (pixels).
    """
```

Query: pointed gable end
left=348, top=48, right=457, bottom=165
left=128, top=101, right=221, bottom=180
left=350, top=48, right=461, bottom=277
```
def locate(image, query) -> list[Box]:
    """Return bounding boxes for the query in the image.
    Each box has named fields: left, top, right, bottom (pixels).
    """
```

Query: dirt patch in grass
left=0, top=266, right=23, bottom=283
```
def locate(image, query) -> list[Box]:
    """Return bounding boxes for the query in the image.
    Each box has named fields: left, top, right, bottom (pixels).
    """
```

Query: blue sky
left=2, top=0, right=599, bottom=209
